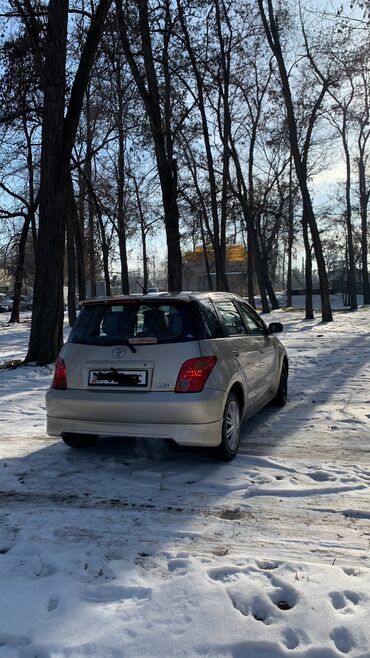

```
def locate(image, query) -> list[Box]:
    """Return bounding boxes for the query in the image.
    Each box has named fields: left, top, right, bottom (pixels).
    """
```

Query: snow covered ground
left=1, top=308, right=370, bottom=657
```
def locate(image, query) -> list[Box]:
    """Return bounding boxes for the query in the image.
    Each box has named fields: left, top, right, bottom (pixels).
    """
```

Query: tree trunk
left=341, top=118, right=357, bottom=310
left=359, top=146, right=370, bottom=304
left=66, top=181, right=77, bottom=327
left=9, top=214, right=32, bottom=324
left=262, top=256, right=280, bottom=309
left=177, top=0, right=227, bottom=290
left=85, top=89, right=97, bottom=298
left=133, top=176, right=148, bottom=290
left=302, top=213, right=314, bottom=320
left=26, top=0, right=68, bottom=364
left=229, top=133, right=269, bottom=312
left=286, top=159, right=294, bottom=307
left=116, top=67, right=129, bottom=294
left=247, top=231, right=255, bottom=307
left=199, top=211, right=213, bottom=291
left=25, top=0, right=113, bottom=363
left=95, top=205, right=111, bottom=297
left=258, top=0, right=332, bottom=322
left=75, top=168, right=87, bottom=301
left=116, top=0, right=182, bottom=291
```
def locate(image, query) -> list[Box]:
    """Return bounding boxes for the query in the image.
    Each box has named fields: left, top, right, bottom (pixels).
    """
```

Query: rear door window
left=237, top=302, right=266, bottom=335
left=69, top=302, right=196, bottom=346
left=196, top=299, right=223, bottom=339
left=215, top=301, right=247, bottom=337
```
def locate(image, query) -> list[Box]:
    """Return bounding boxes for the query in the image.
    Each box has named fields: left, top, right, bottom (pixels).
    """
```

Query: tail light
left=175, top=356, right=217, bottom=393
left=52, top=357, right=67, bottom=390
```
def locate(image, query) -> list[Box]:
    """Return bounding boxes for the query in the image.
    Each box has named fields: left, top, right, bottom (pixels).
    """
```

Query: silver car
left=46, top=292, right=288, bottom=459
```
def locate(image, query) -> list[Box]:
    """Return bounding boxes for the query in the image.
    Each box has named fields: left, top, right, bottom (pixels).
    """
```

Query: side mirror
left=268, top=322, right=283, bottom=334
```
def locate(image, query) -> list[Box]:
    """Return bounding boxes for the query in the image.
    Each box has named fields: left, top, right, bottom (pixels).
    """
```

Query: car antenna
left=136, top=280, right=148, bottom=295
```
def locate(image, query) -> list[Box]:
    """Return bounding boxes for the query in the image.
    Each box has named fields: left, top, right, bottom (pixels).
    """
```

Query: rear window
left=69, top=302, right=196, bottom=346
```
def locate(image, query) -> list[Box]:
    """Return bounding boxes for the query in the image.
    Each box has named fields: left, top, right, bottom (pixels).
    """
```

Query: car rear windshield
left=69, top=301, right=197, bottom=346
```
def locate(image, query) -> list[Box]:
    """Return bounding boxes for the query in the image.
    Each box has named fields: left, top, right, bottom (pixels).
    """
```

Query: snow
left=1, top=308, right=370, bottom=657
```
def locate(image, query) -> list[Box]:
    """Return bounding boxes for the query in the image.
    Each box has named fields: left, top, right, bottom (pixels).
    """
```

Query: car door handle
left=233, top=350, right=240, bottom=357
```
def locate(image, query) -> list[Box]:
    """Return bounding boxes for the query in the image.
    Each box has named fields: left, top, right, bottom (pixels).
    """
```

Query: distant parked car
left=0, top=294, right=13, bottom=311
left=146, top=287, right=159, bottom=294
left=47, top=292, right=288, bottom=460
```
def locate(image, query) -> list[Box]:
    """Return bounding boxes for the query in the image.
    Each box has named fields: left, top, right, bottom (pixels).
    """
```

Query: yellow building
left=183, top=244, right=248, bottom=293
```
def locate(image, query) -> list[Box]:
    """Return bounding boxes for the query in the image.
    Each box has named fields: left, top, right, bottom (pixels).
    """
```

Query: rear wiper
left=114, top=339, right=136, bottom=353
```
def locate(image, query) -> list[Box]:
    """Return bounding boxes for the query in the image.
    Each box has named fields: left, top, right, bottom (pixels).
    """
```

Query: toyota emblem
left=112, top=346, right=127, bottom=358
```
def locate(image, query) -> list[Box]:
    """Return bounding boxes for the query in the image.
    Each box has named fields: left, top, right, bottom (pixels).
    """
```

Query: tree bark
left=302, top=213, right=314, bottom=320
left=26, top=0, right=68, bottom=363
left=75, top=167, right=87, bottom=301
left=66, top=178, right=77, bottom=327
left=247, top=231, right=255, bottom=307
left=359, top=152, right=370, bottom=304
left=133, top=176, right=148, bottom=290
left=286, top=158, right=294, bottom=307
left=199, top=211, right=213, bottom=291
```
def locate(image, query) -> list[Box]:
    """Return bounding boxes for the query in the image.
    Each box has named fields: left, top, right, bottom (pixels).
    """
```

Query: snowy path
left=1, top=310, right=370, bottom=657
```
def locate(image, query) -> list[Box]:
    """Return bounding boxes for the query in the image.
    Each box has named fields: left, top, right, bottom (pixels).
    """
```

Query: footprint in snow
left=46, top=596, right=59, bottom=612
left=228, top=590, right=274, bottom=625
left=281, top=626, right=307, bottom=650
left=268, top=574, right=298, bottom=611
left=307, top=470, right=335, bottom=482
left=167, top=558, right=191, bottom=574
left=329, top=590, right=362, bottom=611
left=208, top=566, right=244, bottom=583
left=330, top=626, right=355, bottom=654
left=256, top=560, right=279, bottom=571
left=209, top=564, right=298, bottom=626
left=342, top=567, right=361, bottom=577
left=81, top=584, right=152, bottom=604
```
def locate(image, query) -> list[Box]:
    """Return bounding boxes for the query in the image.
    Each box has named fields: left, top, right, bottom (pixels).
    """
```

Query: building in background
left=182, top=244, right=248, bottom=294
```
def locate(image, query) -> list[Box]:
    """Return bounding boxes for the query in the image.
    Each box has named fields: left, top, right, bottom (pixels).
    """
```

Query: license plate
left=89, top=369, right=147, bottom=387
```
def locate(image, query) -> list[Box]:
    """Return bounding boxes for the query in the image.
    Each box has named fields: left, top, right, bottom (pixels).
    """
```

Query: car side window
left=197, top=300, right=222, bottom=339
left=215, top=301, right=247, bottom=337
left=238, top=303, right=265, bottom=336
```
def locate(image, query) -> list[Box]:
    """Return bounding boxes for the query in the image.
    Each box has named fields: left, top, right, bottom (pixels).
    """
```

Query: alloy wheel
left=225, top=399, right=240, bottom=450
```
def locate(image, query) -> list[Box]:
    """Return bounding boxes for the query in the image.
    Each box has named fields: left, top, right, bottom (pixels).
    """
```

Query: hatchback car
left=46, top=292, right=288, bottom=459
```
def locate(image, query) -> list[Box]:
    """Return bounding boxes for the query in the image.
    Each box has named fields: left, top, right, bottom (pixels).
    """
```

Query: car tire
left=62, top=433, right=98, bottom=449
left=273, top=363, right=288, bottom=407
left=215, top=392, right=241, bottom=461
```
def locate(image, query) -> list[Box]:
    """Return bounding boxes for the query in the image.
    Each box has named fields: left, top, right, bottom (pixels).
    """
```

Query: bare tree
left=115, top=0, right=183, bottom=291
left=258, top=0, right=333, bottom=322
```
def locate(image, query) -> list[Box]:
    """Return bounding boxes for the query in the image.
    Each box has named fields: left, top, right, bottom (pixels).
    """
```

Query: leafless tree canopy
left=0, top=0, right=369, bottom=361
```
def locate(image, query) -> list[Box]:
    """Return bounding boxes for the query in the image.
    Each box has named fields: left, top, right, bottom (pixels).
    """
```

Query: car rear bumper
left=46, top=387, right=226, bottom=446
left=47, top=416, right=223, bottom=446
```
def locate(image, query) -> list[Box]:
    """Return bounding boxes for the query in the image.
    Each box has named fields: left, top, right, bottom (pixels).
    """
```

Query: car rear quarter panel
left=198, top=337, right=247, bottom=402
